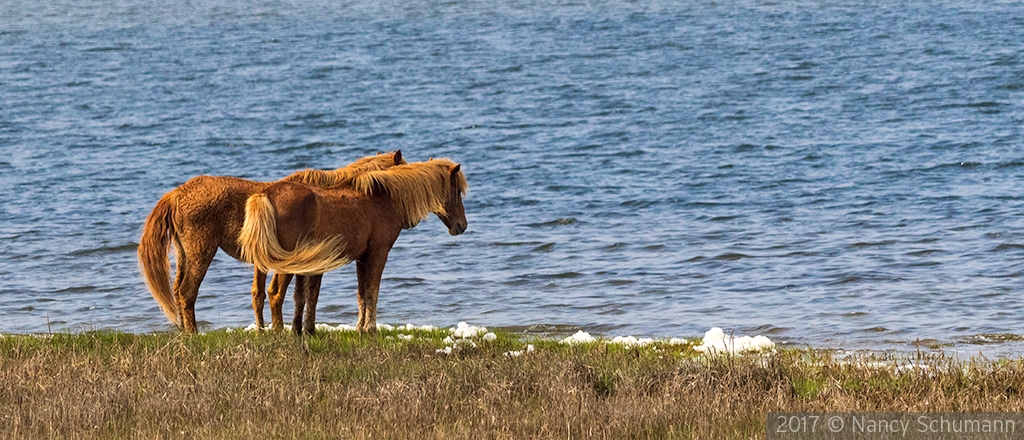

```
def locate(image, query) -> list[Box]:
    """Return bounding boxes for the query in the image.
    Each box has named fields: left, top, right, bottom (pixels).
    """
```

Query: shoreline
left=4, top=321, right=1024, bottom=360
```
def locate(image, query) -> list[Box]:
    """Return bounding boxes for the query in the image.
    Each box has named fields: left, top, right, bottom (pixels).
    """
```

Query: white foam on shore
left=505, top=344, right=536, bottom=357
left=561, top=330, right=597, bottom=345
left=451, top=322, right=488, bottom=338
left=227, top=322, right=769, bottom=357
left=436, top=337, right=479, bottom=355
left=243, top=323, right=296, bottom=332
left=240, top=322, right=427, bottom=333
left=397, top=324, right=437, bottom=332
left=318, top=323, right=358, bottom=332
left=693, top=327, right=775, bottom=354
left=608, top=336, right=655, bottom=347
left=435, top=322, right=494, bottom=354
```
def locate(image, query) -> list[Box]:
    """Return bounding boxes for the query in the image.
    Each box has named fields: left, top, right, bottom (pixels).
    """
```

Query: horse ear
left=450, top=164, right=461, bottom=175
left=393, top=150, right=402, bottom=165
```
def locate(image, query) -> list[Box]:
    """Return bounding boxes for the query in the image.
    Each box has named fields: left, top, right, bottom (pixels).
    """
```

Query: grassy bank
left=3, top=328, right=1024, bottom=439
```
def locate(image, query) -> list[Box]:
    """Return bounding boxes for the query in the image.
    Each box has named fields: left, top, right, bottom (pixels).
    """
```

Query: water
left=2, top=0, right=1023, bottom=355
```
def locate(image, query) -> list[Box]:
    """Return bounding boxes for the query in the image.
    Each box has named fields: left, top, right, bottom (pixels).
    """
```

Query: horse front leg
left=251, top=268, right=267, bottom=330
left=302, top=274, right=323, bottom=335
left=268, top=272, right=293, bottom=331
left=355, top=255, right=387, bottom=333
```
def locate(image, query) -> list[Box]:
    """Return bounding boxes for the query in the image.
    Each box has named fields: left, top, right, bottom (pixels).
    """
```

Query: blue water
left=2, top=0, right=1023, bottom=355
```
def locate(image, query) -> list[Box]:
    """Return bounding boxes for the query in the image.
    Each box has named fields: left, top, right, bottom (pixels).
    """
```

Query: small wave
left=964, top=334, right=1024, bottom=345
left=989, top=55, right=1018, bottom=67
left=849, top=240, right=896, bottom=248
left=307, top=65, right=352, bottom=75
left=359, top=132, right=406, bottom=142
left=385, top=277, right=425, bottom=283
left=936, top=101, right=1005, bottom=111
left=783, top=61, right=818, bottom=71
left=524, top=218, right=576, bottom=227
left=826, top=273, right=899, bottom=285
left=610, top=149, right=645, bottom=158
left=56, top=285, right=97, bottom=294
left=618, top=199, right=658, bottom=208
left=489, top=65, right=522, bottom=73
left=491, top=241, right=544, bottom=247
left=308, top=119, right=350, bottom=129
left=710, top=215, right=741, bottom=222
left=991, top=243, right=1024, bottom=252
left=995, top=160, right=1024, bottom=169
left=83, top=44, right=132, bottom=52
left=68, top=243, right=137, bottom=257
left=713, top=252, right=749, bottom=261
left=910, top=338, right=954, bottom=349
left=905, top=249, right=943, bottom=257
left=543, top=271, right=584, bottom=279
left=531, top=243, right=555, bottom=252
left=968, top=101, right=1004, bottom=108
left=299, top=141, right=344, bottom=149
left=117, top=122, right=164, bottom=131
left=749, top=324, right=788, bottom=335
left=294, top=112, right=330, bottom=121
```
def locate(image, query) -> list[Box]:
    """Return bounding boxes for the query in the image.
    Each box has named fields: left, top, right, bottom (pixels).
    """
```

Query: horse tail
left=138, top=191, right=181, bottom=327
left=238, top=193, right=350, bottom=276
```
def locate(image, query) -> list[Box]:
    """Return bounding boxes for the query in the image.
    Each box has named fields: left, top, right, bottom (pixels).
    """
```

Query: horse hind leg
left=301, top=274, right=323, bottom=335
left=173, top=235, right=216, bottom=334
left=292, top=275, right=307, bottom=336
left=251, top=268, right=267, bottom=330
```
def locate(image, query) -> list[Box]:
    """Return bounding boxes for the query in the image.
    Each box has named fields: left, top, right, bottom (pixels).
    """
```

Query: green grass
left=2, top=329, right=1024, bottom=439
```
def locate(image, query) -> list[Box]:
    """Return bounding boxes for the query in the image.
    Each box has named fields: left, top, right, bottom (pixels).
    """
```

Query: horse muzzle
left=449, top=222, right=467, bottom=236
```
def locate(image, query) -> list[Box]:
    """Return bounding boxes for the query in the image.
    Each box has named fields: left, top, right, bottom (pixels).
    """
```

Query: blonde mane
left=352, top=158, right=468, bottom=228
left=282, top=151, right=406, bottom=189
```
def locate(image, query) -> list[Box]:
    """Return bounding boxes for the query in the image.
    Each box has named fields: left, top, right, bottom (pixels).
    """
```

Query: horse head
left=437, top=163, right=467, bottom=235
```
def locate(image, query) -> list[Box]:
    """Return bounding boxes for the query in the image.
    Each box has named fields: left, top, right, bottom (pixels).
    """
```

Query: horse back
left=173, top=176, right=270, bottom=256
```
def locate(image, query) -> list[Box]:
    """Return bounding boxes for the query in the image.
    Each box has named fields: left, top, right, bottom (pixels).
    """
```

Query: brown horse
left=237, top=158, right=468, bottom=334
left=138, top=151, right=405, bottom=333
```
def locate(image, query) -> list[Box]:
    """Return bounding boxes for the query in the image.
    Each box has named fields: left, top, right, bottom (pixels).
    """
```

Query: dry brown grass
left=2, top=330, right=1024, bottom=439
